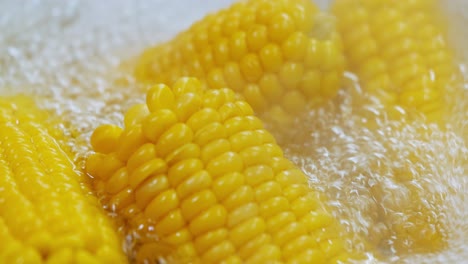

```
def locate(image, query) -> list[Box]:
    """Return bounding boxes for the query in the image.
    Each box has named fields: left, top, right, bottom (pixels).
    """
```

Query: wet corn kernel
left=332, top=0, right=459, bottom=123
left=332, top=0, right=455, bottom=254
left=0, top=96, right=127, bottom=263
left=86, top=77, right=352, bottom=263
left=134, top=0, right=345, bottom=126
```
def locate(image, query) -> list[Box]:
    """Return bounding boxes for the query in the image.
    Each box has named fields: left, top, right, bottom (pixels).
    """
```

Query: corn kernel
left=333, top=0, right=458, bottom=253
left=86, top=77, right=351, bottom=263
left=333, top=0, right=459, bottom=123
left=134, top=0, right=345, bottom=128
left=90, top=124, right=122, bottom=154
left=0, top=97, right=126, bottom=263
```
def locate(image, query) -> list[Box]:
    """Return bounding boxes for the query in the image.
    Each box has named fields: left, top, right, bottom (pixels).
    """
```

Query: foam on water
left=0, top=0, right=467, bottom=263
left=272, top=74, right=467, bottom=263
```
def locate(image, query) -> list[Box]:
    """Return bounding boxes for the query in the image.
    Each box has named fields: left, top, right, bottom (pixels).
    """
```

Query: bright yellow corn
left=135, top=0, right=345, bottom=124
left=0, top=96, right=127, bottom=264
left=86, top=77, right=355, bottom=263
left=332, top=0, right=458, bottom=122
left=332, top=0, right=454, bottom=254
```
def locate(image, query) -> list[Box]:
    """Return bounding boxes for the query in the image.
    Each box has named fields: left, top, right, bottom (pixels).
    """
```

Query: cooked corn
left=0, top=96, right=127, bottom=264
left=86, top=77, right=354, bottom=263
left=134, top=0, right=345, bottom=124
left=332, top=0, right=453, bottom=253
left=332, top=0, right=458, bottom=122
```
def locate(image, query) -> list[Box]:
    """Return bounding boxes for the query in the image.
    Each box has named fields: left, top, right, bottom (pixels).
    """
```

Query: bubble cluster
left=271, top=74, right=467, bottom=263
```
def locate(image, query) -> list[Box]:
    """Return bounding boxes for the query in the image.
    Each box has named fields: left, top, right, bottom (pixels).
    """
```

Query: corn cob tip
left=134, top=0, right=346, bottom=129
left=86, top=77, right=355, bottom=263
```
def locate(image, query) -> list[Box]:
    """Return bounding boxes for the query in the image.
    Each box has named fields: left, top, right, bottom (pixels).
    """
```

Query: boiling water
left=0, top=0, right=466, bottom=263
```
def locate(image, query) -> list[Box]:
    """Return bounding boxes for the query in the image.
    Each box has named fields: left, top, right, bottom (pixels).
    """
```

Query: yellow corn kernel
left=124, top=103, right=150, bottom=128
left=332, top=0, right=455, bottom=254
left=86, top=77, right=354, bottom=263
left=90, top=124, right=123, bottom=154
left=0, top=96, right=127, bottom=263
left=134, top=0, right=345, bottom=126
left=332, top=0, right=459, bottom=123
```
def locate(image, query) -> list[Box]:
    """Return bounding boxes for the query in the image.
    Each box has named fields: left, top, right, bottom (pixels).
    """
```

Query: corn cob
left=332, top=0, right=454, bottom=254
left=86, top=77, right=355, bottom=263
left=332, top=0, right=458, bottom=123
left=0, top=96, right=127, bottom=264
left=134, top=0, right=345, bottom=125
